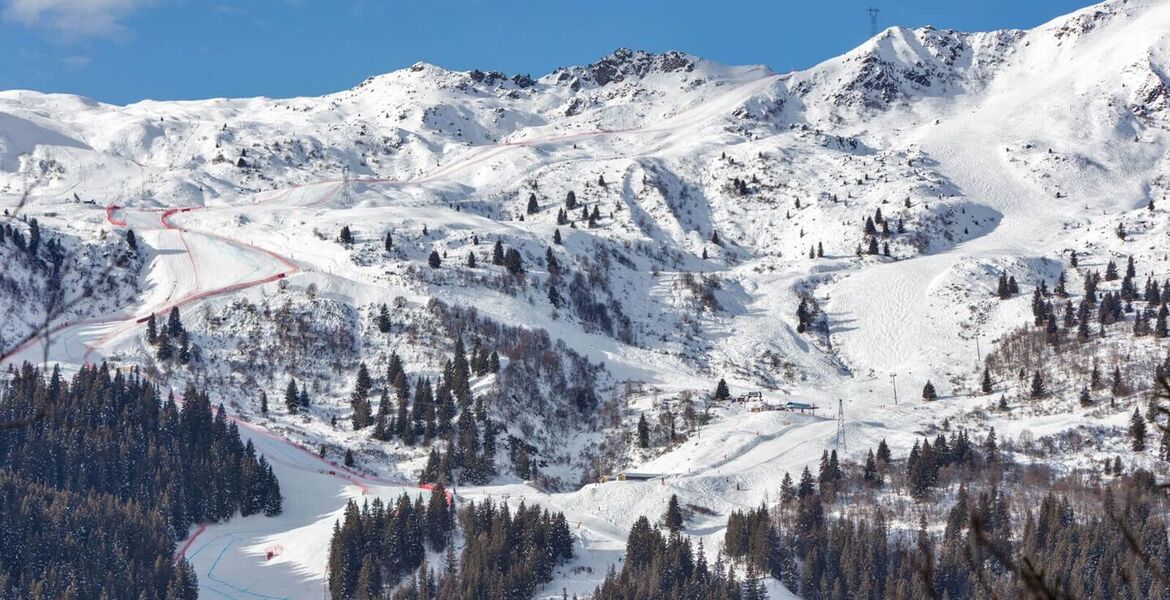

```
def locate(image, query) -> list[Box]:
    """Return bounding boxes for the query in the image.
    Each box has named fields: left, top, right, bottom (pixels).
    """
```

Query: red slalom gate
left=104, top=204, right=127, bottom=227
left=417, top=482, right=455, bottom=505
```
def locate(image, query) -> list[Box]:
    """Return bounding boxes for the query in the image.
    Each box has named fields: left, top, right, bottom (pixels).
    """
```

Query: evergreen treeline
left=422, top=499, right=574, bottom=600
left=364, top=341, right=501, bottom=485
left=766, top=467, right=1170, bottom=599
left=366, top=299, right=606, bottom=486
left=702, top=411, right=1170, bottom=600
left=0, top=363, right=282, bottom=599
left=0, top=218, right=59, bottom=266
left=755, top=434, right=1170, bottom=599
left=328, top=491, right=574, bottom=600
left=0, top=363, right=282, bottom=536
left=327, top=485, right=454, bottom=599
left=0, top=471, right=198, bottom=600
left=987, top=256, right=1170, bottom=405
left=593, top=515, right=765, bottom=600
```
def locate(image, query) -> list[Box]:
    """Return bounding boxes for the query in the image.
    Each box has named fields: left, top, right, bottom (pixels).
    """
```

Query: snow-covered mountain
left=1, top=0, right=1169, bottom=597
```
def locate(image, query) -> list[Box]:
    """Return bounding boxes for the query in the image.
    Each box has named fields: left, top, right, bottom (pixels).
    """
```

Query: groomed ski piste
left=1, top=1, right=1169, bottom=597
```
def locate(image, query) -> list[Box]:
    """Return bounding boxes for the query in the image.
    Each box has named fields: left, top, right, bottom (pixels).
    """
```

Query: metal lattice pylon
left=868, top=7, right=881, bottom=36
left=835, top=398, right=846, bottom=451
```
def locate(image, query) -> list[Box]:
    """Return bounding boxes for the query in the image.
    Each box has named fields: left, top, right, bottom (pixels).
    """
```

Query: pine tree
left=178, top=331, right=190, bottom=364
left=984, top=427, right=998, bottom=461
left=876, top=439, right=891, bottom=466
left=376, top=304, right=391, bottom=333
left=545, top=247, right=560, bottom=276
left=1055, top=271, right=1068, bottom=297
left=344, top=448, right=355, bottom=467
left=664, top=494, right=684, bottom=532
left=146, top=313, right=158, bottom=344
left=285, top=379, right=299, bottom=414
left=504, top=248, right=524, bottom=274
left=396, top=377, right=412, bottom=444
left=780, top=472, right=796, bottom=503
left=796, top=297, right=811, bottom=333
left=863, top=449, right=879, bottom=484
left=1155, top=303, right=1169, bottom=338
left=167, top=306, right=183, bottom=336
left=339, top=225, right=354, bottom=245
left=466, top=251, right=477, bottom=268
left=126, top=229, right=138, bottom=251
left=526, top=193, right=539, bottom=215
left=637, top=414, right=650, bottom=448
left=492, top=240, right=505, bottom=265
left=797, top=467, right=816, bottom=499
left=353, top=363, right=372, bottom=397
left=714, top=378, right=731, bottom=401
left=384, top=231, right=393, bottom=252
left=27, top=218, right=39, bottom=255
left=351, top=364, right=373, bottom=430
left=922, top=381, right=937, bottom=401
left=1112, top=365, right=1125, bottom=397
left=156, top=330, right=173, bottom=361
left=450, top=339, right=471, bottom=405
left=1030, top=371, right=1045, bottom=399
left=428, top=250, right=441, bottom=268
left=512, top=445, right=531, bottom=479
left=373, top=390, right=392, bottom=440
left=981, top=367, right=992, bottom=394
left=260, top=391, right=269, bottom=416
left=553, top=228, right=563, bottom=245
left=353, top=556, right=380, bottom=599
left=742, top=563, right=766, bottom=600
left=1130, top=408, right=1147, bottom=452
left=427, top=485, right=454, bottom=553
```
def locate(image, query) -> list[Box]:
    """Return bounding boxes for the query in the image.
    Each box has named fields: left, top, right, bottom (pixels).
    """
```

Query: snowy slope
left=1, top=1, right=1169, bottom=598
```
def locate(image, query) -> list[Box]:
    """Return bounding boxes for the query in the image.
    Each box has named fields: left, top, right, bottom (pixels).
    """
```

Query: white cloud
left=3, top=0, right=155, bottom=39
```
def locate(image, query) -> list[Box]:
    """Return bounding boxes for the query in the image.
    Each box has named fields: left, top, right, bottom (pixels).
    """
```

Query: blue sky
left=1, top=0, right=1091, bottom=104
